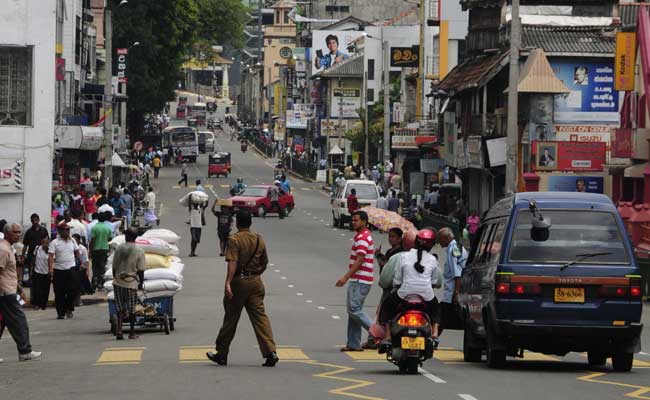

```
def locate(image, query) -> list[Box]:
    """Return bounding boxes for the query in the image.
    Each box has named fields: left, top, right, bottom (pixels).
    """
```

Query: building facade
left=0, top=1, right=57, bottom=226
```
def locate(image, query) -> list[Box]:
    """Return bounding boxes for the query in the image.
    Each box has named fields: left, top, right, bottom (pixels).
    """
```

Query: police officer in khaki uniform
left=207, top=210, right=279, bottom=366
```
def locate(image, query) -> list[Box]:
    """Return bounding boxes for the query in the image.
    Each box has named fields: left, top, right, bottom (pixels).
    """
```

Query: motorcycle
left=382, top=295, right=435, bottom=374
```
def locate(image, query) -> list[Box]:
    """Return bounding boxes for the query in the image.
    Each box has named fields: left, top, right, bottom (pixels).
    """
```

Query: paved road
left=2, top=126, right=650, bottom=400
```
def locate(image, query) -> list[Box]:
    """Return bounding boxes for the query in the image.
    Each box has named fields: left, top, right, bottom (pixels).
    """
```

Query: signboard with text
left=0, top=159, right=24, bottom=193
left=331, top=88, right=361, bottom=118
left=551, top=60, right=619, bottom=124
left=390, top=46, right=419, bottom=68
left=615, top=32, right=637, bottom=91
left=535, top=141, right=606, bottom=172
left=116, top=48, right=128, bottom=83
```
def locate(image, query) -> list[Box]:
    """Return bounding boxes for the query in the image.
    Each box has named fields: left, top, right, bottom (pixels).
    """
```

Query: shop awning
left=515, top=48, right=569, bottom=94
left=329, top=144, right=344, bottom=155
left=54, top=125, right=103, bottom=151
left=624, top=163, right=650, bottom=178
left=112, top=153, right=127, bottom=168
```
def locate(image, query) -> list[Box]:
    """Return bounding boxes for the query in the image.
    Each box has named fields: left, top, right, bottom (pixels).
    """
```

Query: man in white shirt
left=143, top=187, right=158, bottom=226
left=68, top=210, right=87, bottom=241
left=189, top=203, right=203, bottom=257
left=48, top=222, right=80, bottom=319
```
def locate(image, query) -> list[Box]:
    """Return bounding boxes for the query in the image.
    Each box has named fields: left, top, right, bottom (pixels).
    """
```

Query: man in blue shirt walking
left=437, top=227, right=467, bottom=337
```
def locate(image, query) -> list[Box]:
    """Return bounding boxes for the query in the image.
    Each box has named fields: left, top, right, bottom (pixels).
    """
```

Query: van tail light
left=397, top=312, right=428, bottom=327
left=496, top=283, right=510, bottom=295
left=598, top=286, right=629, bottom=298
left=510, top=284, right=542, bottom=295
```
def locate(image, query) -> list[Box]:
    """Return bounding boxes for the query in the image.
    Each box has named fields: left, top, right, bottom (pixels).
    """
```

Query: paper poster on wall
left=547, top=176, right=604, bottom=193
left=535, top=141, right=606, bottom=172
left=330, top=88, right=361, bottom=118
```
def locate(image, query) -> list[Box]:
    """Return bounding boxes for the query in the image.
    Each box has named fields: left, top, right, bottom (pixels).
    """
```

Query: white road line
left=458, top=395, right=478, bottom=400
left=640, top=352, right=649, bottom=356
left=288, top=284, right=294, bottom=288
left=418, top=367, right=446, bottom=383
left=269, top=263, right=275, bottom=267
left=331, top=315, right=341, bottom=320
left=340, top=233, right=345, bottom=236
left=317, top=306, right=326, bottom=310
left=274, top=269, right=280, bottom=272
left=306, top=300, right=313, bottom=303
left=281, top=276, right=287, bottom=280
left=297, top=292, right=303, bottom=296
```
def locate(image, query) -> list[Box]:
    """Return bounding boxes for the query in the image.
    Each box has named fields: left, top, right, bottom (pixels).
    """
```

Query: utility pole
left=506, top=0, right=521, bottom=194
left=103, top=6, right=113, bottom=188
left=363, top=70, right=369, bottom=170
left=383, top=40, right=390, bottom=164
left=257, top=0, right=263, bottom=128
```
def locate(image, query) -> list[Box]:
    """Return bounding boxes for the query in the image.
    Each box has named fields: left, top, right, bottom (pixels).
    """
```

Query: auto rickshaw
left=208, top=153, right=229, bottom=178
left=176, top=106, right=186, bottom=119
left=218, top=151, right=231, bottom=173
left=178, top=95, right=188, bottom=107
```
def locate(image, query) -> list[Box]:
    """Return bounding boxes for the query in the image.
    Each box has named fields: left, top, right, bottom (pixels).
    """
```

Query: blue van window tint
left=508, top=210, right=629, bottom=264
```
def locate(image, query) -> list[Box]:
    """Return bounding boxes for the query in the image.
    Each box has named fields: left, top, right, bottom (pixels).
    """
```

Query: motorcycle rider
left=379, top=229, right=442, bottom=349
left=230, top=178, right=247, bottom=196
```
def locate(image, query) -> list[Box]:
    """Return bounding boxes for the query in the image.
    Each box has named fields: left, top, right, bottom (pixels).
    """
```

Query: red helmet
left=402, top=228, right=418, bottom=250
left=416, top=228, right=436, bottom=248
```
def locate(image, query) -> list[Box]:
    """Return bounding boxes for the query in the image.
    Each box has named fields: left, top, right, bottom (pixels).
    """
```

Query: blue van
left=459, top=192, right=643, bottom=371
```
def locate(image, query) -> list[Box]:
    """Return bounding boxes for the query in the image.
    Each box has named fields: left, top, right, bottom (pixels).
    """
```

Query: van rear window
left=508, top=210, right=629, bottom=264
left=345, top=184, right=378, bottom=200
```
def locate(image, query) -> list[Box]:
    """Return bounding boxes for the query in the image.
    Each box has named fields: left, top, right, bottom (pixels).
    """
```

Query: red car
left=229, top=185, right=295, bottom=217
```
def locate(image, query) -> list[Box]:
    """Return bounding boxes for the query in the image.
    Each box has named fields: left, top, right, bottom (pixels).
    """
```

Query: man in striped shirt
left=336, top=210, right=376, bottom=351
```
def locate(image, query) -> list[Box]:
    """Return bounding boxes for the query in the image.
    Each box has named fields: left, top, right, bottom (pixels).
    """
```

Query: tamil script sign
left=552, top=60, right=619, bottom=124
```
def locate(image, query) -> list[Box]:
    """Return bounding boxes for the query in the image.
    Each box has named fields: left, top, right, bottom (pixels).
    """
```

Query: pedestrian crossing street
left=91, top=345, right=650, bottom=367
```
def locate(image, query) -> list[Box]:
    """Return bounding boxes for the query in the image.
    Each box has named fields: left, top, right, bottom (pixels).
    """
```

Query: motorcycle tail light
left=397, top=312, right=427, bottom=327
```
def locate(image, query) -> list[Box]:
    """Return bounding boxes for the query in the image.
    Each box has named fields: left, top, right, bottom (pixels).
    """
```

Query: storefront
left=53, top=125, right=103, bottom=190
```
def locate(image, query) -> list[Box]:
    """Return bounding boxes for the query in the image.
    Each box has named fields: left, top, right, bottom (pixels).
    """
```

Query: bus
left=163, top=126, right=199, bottom=162
left=192, top=102, right=207, bottom=126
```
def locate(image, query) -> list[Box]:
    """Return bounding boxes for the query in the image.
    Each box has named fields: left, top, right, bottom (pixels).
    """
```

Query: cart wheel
left=110, top=315, right=117, bottom=335
left=163, top=313, right=170, bottom=335
left=169, top=317, right=175, bottom=331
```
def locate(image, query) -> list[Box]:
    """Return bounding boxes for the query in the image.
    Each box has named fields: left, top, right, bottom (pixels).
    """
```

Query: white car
left=331, top=180, right=380, bottom=228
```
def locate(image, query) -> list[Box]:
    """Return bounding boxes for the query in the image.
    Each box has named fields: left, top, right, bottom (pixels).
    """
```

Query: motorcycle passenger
left=379, top=229, right=442, bottom=348
left=230, top=178, right=247, bottom=196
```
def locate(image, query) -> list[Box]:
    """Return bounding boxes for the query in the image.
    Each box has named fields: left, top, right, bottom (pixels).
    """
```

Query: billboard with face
left=312, top=30, right=365, bottom=75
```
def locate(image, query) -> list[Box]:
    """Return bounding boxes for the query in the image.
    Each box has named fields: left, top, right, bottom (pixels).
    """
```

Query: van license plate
left=401, top=337, right=425, bottom=350
left=554, top=288, right=585, bottom=303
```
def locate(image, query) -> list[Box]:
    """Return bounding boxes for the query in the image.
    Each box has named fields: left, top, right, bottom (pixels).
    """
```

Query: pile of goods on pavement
left=104, top=229, right=185, bottom=301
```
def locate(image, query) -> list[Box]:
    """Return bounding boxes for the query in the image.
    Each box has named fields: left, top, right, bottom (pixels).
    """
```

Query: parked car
left=459, top=192, right=643, bottom=372
left=229, top=185, right=295, bottom=217
left=331, top=180, right=380, bottom=228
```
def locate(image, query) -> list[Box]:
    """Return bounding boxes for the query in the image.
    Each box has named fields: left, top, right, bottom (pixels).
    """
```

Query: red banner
left=534, top=141, right=606, bottom=172
left=612, top=128, right=632, bottom=158
left=55, top=57, right=65, bottom=81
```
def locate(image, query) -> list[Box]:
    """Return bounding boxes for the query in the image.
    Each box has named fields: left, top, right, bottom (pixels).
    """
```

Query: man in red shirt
left=336, top=210, right=376, bottom=351
left=347, top=188, right=359, bottom=215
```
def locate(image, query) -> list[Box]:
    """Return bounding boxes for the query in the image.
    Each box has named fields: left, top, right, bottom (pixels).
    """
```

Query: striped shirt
left=349, top=228, right=374, bottom=284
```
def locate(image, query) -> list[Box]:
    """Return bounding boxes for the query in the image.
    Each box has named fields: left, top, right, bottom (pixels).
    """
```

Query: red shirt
left=347, top=194, right=359, bottom=214
left=84, top=197, right=97, bottom=214
left=349, top=228, right=374, bottom=284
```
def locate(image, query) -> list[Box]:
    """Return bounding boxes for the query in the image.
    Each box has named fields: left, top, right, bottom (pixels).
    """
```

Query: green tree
left=195, top=0, right=248, bottom=51
left=113, top=0, right=199, bottom=133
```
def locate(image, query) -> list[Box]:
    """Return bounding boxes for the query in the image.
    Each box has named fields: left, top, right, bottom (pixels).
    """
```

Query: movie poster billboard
left=551, top=60, right=620, bottom=124
left=311, top=30, right=365, bottom=75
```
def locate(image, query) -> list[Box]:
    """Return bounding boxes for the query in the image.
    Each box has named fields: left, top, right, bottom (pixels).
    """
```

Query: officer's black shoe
left=206, top=351, right=227, bottom=365
left=262, top=352, right=279, bottom=367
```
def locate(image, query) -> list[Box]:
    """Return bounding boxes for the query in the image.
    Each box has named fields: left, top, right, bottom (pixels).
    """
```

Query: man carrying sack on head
left=207, top=210, right=279, bottom=367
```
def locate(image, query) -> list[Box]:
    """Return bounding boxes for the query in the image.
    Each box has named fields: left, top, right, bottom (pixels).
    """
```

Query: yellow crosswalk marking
left=300, top=187, right=311, bottom=191
left=434, top=349, right=465, bottom=362
left=343, top=351, right=385, bottom=361
left=95, top=347, right=145, bottom=365
left=179, top=346, right=213, bottom=363
left=178, top=346, right=311, bottom=363
left=220, top=184, right=230, bottom=188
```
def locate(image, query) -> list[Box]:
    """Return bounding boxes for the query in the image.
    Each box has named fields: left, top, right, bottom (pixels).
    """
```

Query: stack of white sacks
left=105, top=229, right=185, bottom=301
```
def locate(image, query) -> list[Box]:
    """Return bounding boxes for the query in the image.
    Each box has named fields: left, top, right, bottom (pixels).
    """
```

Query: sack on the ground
left=142, top=229, right=181, bottom=244
left=143, top=279, right=181, bottom=292
left=135, top=237, right=173, bottom=256
left=145, top=253, right=172, bottom=269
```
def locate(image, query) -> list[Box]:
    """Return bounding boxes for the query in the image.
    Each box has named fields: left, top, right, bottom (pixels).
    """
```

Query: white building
left=0, top=1, right=57, bottom=227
